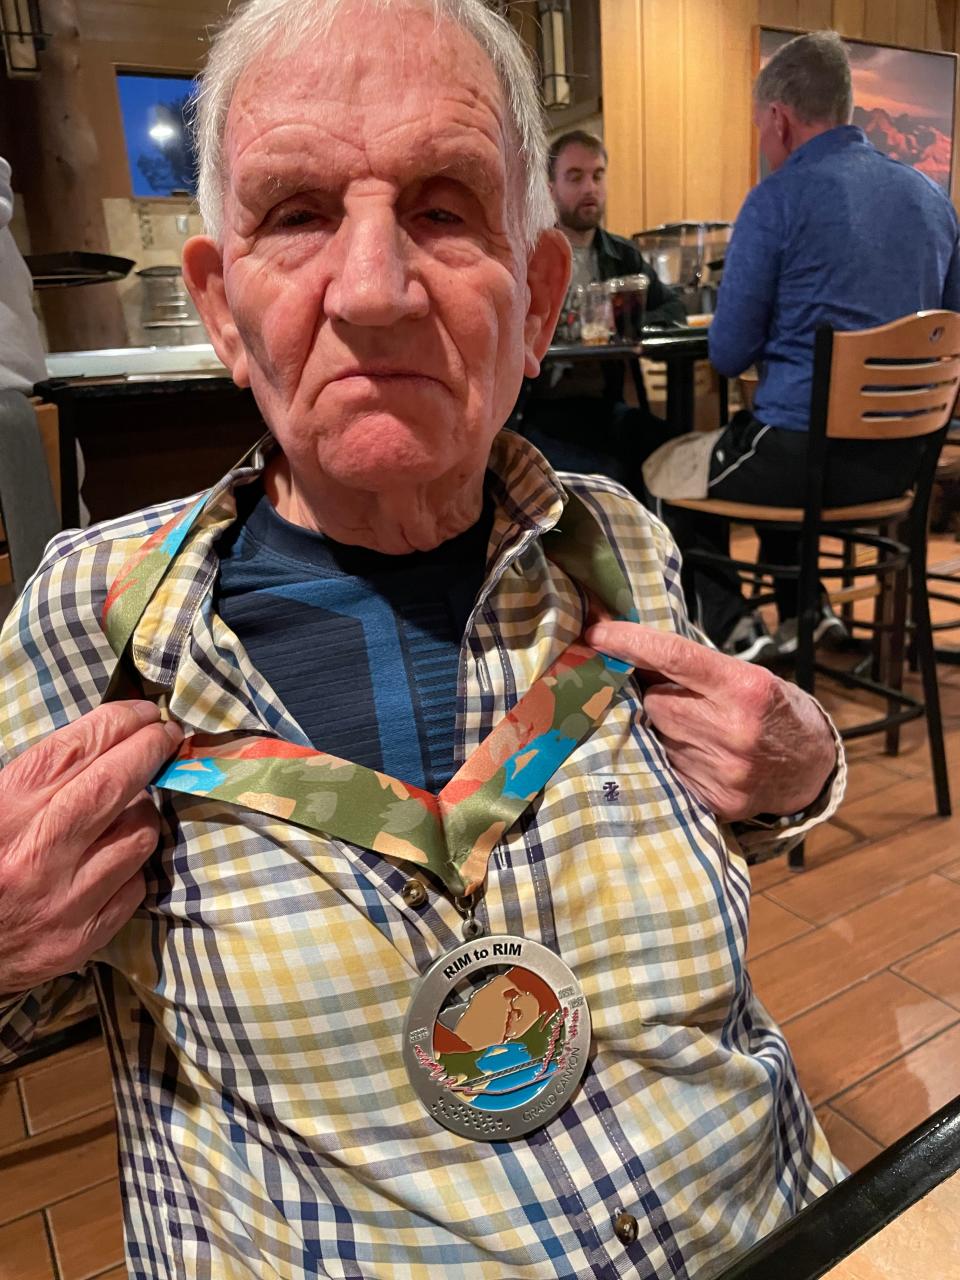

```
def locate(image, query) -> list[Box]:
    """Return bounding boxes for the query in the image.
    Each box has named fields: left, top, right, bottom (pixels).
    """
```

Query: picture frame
left=754, top=28, right=959, bottom=196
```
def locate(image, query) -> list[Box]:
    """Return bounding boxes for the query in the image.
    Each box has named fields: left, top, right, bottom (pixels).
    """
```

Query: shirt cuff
left=730, top=698, right=846, bottom=862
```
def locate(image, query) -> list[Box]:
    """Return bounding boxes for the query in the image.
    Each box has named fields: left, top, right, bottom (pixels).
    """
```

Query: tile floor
left=0, top=535, right=957, bottom=1278
left=748, top=529, right=960, bottom=1172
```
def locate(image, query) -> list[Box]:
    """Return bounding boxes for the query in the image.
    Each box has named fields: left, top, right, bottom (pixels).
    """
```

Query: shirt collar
left=783, top=124, right=868, bottom=170
left=129, top=428, right=569, bottom=699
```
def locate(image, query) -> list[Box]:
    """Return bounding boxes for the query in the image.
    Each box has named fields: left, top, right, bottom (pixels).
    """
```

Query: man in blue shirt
left=644, top=30, right=960, bottom=661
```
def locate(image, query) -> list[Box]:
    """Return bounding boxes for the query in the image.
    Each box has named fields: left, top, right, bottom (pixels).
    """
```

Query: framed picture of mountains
left=756, top=29, right=958, bottom=194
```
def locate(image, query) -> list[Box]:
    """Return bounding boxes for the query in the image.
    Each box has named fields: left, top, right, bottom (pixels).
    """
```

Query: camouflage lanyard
left=101, top=476, right=638, bottom=898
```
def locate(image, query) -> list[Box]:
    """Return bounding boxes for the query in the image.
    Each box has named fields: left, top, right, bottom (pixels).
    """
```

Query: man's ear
left=181, top=236, right=250, bottom=388
left=523, top=228, right=571, bottom=379
left=773, top=103, right=792, bottom=152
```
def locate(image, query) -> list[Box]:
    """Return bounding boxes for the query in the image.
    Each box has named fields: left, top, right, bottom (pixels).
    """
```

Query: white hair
left=192, top=0, right=554, bottom=249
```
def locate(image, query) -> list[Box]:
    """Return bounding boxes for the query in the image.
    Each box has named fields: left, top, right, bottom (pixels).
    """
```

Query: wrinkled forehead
left=223, top=8, right=515, bottom=205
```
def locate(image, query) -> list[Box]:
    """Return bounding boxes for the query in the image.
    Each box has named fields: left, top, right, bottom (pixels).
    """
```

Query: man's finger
left=36, top=720, right=182, bottom=862
left=637, top=681, right=693, bottom=732
left=2, top=702, right=166, bottom=799
left=587, top=622, right=738, bottom=697
left=72, top=793, right=161, bottom=907
left=82, top=868, right=148, bottom=958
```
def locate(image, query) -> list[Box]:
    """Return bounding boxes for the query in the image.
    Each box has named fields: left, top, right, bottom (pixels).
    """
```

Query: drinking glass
left=581, top=281, right=614, bottom=345
left=555, top=282, right=585, bottom=343
left=607, top=274, right=649, bottom=342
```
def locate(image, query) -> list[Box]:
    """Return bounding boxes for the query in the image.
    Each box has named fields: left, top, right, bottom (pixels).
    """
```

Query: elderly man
left=644, top=30, right=960, bottom=663
left=0, top=3, right=845, bottom=1278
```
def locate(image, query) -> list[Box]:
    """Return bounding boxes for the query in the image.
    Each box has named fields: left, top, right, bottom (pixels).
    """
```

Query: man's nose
left=325, top=209, right=428, bottom=327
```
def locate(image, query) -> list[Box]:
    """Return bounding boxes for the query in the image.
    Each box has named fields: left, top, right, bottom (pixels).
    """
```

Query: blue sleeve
left=708, top=184, right=783, bottom=378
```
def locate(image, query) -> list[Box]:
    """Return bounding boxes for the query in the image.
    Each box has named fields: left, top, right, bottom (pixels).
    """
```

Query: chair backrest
left=824, top=310, right=960, bottom=440
left=0, top=389, right=62, bottom=595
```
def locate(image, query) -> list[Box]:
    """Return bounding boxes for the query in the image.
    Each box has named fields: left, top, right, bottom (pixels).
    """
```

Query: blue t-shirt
left=215, top=485, right=494, bottom=791
left=709, top=125, right=960, bottom=430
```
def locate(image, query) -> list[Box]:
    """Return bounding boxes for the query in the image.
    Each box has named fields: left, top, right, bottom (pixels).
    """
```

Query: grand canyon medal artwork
left=403, top=937, right=592, bottom=1140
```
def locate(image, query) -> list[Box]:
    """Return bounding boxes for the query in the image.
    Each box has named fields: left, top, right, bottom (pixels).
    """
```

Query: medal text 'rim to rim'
left=402, top=935, right=592, bottom=1142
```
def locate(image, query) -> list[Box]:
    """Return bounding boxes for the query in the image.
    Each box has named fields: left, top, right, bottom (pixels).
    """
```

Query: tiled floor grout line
left=819, top=1103, right=884, bottom=1150
left=768, top=819, right=960, bottom=911
left=780, top=972, right=878, bottom=1029
left=762, top=852, right=960, bottom=930
left=16, top=1099, right=117, bottom=1144
left=888, top=963, right=960, bottom=1014
left=41, top=1201, right=62, bottom=1280
left=820, top=1015, right=960, bottom=1115
left=753, top=792, right=957, bottom=896
left=777, top=917, right=960, bottom=1027
left=861, top=890, right=960, bottom=972
left=748, top=923, right=816, bottom=962
left=0, top=1168, right=120, bottom=1234
left=14, top=1075, right=28, bottom=1143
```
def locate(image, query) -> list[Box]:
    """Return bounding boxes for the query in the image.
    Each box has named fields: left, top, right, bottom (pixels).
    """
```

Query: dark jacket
left=592, top=227, right=687, bottom=326
left=521, top=228, right=685, bottom=419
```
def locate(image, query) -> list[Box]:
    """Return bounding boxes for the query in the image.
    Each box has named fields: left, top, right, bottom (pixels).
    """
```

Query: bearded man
left=515, top=130, right=685, bottom=487
left=0, top=3, right=844, bottom=1277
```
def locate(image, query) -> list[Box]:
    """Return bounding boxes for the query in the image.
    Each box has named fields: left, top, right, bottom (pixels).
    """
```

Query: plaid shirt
left=0, top=432, right=845, bottom=1279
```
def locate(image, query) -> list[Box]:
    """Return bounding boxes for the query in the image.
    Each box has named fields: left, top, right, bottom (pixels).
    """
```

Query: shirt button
left=401, top=878, right=427, bottom=908
left=613, top=1211, right=639, bottom=1245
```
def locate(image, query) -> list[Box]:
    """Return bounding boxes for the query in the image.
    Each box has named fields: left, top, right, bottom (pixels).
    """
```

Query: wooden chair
left=663, top=312, right=960, bottom=861
left=0, top=392, right=62, bottom=596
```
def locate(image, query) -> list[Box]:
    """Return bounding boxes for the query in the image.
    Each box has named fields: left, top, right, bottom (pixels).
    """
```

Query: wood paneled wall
left=600, top=0, right=960, bottom=236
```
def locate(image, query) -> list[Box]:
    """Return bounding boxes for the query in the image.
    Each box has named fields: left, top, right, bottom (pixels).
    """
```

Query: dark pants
left=512, top=396, right=661, bottom=498
left=641, top=413, right=927, bottom=644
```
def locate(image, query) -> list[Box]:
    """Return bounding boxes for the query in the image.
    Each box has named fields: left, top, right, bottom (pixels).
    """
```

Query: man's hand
left=587, top=622, right=837, bottom=822
left=0, top=702, right=183, bottom=997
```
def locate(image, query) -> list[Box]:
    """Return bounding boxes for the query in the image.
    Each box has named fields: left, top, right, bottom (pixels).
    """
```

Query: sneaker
left=775, top=603, right=849, bottom=657
left=722, top=613, right=778, bottom=664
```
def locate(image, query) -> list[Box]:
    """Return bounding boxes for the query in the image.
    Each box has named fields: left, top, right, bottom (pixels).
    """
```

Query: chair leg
left=884, top=560, right=909, bottom=757
left=910, top=538, right=952, bottom=816
left=795, top=553, right=819, bottom=694
left=789, top=536, right=821, bottom=873
left=911, top=519, right=926, bottom=675
left=841, top=540, right=855, bottom=629
left=871, top=551, right=889, bottom=685
left=872, top=519, right=896, bottom=684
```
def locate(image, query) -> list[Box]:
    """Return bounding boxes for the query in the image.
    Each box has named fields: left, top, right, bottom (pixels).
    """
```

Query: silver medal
left=402, top=935, right=591, bottom=1140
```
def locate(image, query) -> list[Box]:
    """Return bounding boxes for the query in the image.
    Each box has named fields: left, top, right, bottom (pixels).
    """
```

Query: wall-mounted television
left=116, top=71, right=199, bottom=198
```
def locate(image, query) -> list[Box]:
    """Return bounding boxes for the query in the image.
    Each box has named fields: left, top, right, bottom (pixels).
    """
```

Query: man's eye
left=272, top=208, right=320, bottom=230
left=420, top=208, right=463, bottom=226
